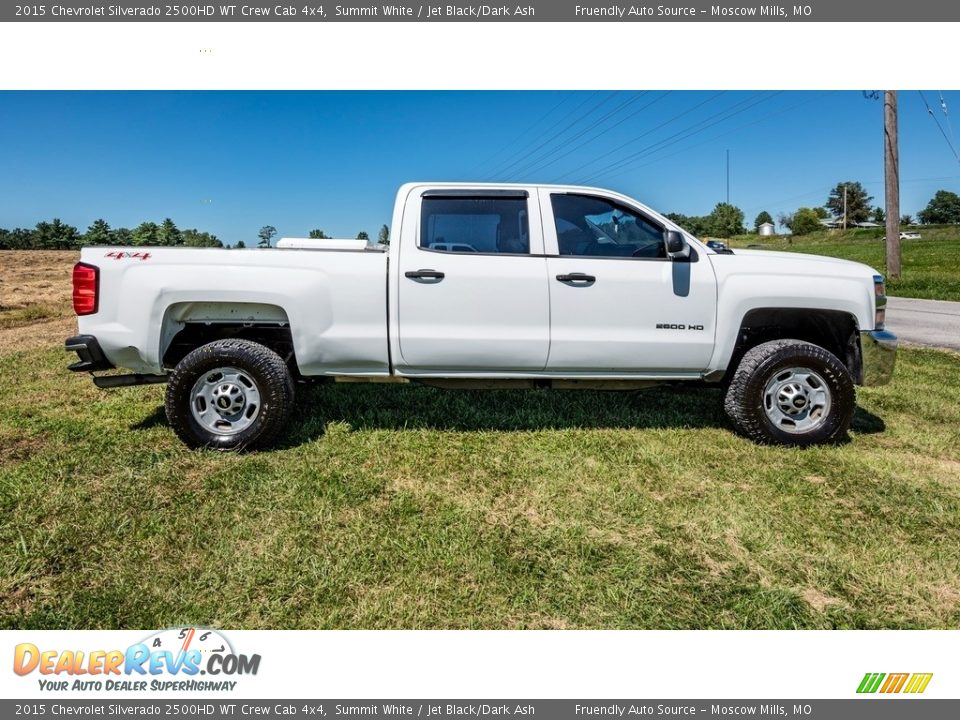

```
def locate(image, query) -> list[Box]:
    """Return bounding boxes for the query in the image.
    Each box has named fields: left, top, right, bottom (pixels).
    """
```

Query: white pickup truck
left=66, top=183, right=896, bottom=449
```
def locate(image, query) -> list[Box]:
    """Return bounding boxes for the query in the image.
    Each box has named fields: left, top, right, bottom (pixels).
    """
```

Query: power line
left=552, top=91, right=726, bottom=182
left=486, top=91, right=616, bottom=179
left=577, top=92, right=774, bottom=183
left=607, top=92, right=823, bottom=183
left=517, top=92, right=673, bottom=179
left=464, top=93, right=576, bottom=177
left=938, top=91, right=958, bottom=156
left=579, top=92, right=781, bottom=185
left=481, top=91, right=603, bottom=179
left=918, top=90, right=960, bottom=163
left=506, top=91, right=670, bottom=179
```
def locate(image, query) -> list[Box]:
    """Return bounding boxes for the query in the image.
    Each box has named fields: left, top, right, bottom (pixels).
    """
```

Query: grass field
left=1, top=250, right=959, bottom=630
left=727, top=226, right=960, bottom=301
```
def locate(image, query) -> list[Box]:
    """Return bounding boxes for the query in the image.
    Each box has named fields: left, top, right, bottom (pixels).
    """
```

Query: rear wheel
left=165, top=339, right=294, bottom=450
left=723, top=339, right=854, bottom=446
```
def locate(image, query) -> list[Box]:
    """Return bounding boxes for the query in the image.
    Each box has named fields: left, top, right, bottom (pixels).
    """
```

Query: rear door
left=540, top=189, right=717, bottom=372
left=396, top=188, right=550, bottom=372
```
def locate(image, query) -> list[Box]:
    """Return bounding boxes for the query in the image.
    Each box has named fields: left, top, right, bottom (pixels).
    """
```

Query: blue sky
left=2, top=90, right=959, bottom=244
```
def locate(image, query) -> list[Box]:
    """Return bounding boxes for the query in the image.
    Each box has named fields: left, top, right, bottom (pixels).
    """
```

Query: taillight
left=72, top=262, right=99, bottom=316
left=873, top=274, right=886, bottom=330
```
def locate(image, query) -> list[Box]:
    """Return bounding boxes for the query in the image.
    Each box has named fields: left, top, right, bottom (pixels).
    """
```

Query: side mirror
left=665, top=230, right=690, bottom=259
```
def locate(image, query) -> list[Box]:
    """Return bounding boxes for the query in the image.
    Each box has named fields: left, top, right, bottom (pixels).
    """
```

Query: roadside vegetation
left=726, top=226, right=960, bottom=301
left=668, top=182, right=960, bottom=301
left=1, top=252, right=959, bottom=630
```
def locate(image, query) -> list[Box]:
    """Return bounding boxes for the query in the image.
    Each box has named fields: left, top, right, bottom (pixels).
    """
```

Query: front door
left=540, top=189, right=717, bottom=372
left=397, top=189, right=550, bottom=372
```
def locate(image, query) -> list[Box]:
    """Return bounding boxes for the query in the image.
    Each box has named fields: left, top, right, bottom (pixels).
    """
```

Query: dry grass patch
left=0, top=250, right=78, bottom=356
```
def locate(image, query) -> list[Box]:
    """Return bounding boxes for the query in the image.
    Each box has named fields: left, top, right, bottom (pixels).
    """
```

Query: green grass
left=727, top=226, right=960, bottom=301
left=0, top=305, right=56, bottom=330
left=2, top=346, right=960, bottom=630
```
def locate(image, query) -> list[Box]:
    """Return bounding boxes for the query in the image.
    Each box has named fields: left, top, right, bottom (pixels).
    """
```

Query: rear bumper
left=860, top=329, right=897, bottom=386
left=65, top=334, right=114, bottom=373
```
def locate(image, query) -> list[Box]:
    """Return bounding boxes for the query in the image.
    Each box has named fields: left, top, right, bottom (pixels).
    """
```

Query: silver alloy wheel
left=189, top=366, right=261, bottom=436
left=762, top=366, right=832, bottom=434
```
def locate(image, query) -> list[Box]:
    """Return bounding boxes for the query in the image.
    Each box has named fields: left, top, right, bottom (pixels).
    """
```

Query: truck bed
left=78, top=245, right=391, bottom=376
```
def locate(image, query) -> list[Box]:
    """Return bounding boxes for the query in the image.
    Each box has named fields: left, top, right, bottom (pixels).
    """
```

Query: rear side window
left=420, top=197, right=530, bottom=254
left=551, top=193, right=666, bottom=259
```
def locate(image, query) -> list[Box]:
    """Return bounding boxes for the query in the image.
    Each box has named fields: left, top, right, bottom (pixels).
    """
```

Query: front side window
left=551, top=193, right=667, bottom=259
left=420, top=196, right=530, bottom=254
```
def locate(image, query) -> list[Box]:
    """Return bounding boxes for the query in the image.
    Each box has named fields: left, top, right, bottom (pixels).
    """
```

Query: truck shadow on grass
left=132, top=383, right=886, bottom=445
left=289, top=383, right=885, bottom=446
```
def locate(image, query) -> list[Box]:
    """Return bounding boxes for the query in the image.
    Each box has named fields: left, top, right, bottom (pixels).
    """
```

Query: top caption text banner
left=6, top=0, right=960, bottom=22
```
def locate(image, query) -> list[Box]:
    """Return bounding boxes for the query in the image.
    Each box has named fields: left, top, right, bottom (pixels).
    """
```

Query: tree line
left=0, top=218, right=223, bottom=250
left=4, top=186, right=955, bottom=249
left=668, top=185, right=960, bottom=239
left=776, top=185, right=960, bottom=236
left=0, top=218, right=394, bottom=251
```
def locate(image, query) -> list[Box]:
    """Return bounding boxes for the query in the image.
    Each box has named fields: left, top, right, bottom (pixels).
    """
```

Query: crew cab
left=66, top=183, right=897, bottom=449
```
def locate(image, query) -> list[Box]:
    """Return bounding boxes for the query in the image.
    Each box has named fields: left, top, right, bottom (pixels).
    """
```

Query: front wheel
left=165, top=339, right=295, bottom=450
left=723, top=339, right=855, bottom=446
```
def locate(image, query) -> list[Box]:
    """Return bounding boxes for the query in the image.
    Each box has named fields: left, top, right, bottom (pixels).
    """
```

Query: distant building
left=758, top=222, right=776, bottom=236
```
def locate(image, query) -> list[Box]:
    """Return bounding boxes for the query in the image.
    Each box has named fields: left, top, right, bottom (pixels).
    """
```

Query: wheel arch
left=159, top=301, right=298, bottom=373
left=712, top=307, right=862, bottom=385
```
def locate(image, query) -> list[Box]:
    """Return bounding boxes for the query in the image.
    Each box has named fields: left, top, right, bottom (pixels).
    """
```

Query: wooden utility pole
left=884, top=90, right=901, bottom=279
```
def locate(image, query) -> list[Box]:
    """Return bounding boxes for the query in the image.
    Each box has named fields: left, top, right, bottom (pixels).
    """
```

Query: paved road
left=886, top=297, right=960, bottom=351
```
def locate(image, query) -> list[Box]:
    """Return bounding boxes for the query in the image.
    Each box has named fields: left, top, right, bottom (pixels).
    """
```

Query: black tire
left=723, top=339, right=855, bottom=446
left=165, top=339, right=294, bottom=451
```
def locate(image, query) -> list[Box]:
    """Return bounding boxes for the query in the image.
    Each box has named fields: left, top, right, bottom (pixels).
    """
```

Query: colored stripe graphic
left=857, top=672, right=932, bottom=694
left=857, top=673, right=885, bottom=693
left=904, top=673, right=934, bottom=694
left=880, top=673, right=909, bottom=693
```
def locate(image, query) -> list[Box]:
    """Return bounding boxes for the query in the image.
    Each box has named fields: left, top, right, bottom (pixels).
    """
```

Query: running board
left=93, top=374, right=168, bottom=389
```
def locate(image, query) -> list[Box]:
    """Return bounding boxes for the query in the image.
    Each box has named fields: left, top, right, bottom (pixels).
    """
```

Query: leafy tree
left=308, top=229, right=329, bottom=239
left=13, top=228, right=35, bottom=249
left=705, top=202, right=745, bottom=238
left=813, top=206, right=829, bottom=219
left=665, top=212, right=709, bottom=237
left=753, top=210, right=773, bottom=231
left=775, top=212, right=792, bottom=232
left=182, top=228, right=223, bottom=247
left=356, top=231, right=370, bottom=241
left=258, top=225, right=277, bottom=248
left=378, top=224, right=390, bottom=245
left=132, top=221, right=160, bottom=246
left=34, top=218, right=80, bottom=249
left=871, top=206, right=885, bottom=223
left=917, top=190, right=960, bottom=224
left=900, top=214, right=914, bottom=226
left=786, top=207, right=822, bottom=236
left=158, top=218, right=182, bottom=246
left=111, top=227, right=132, bottom=246
left=826, top=181, right=873, bottom=225
left=84, top=219, right=111, bottom=246
left=235, top=240, right=246, bottom=249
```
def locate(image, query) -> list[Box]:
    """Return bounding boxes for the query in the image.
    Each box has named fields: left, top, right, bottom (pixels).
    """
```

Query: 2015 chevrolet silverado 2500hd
left=65, top=183, right=897, bottom=449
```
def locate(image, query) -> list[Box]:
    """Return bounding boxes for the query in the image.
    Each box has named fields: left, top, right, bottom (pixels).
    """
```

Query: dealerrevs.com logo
left=13, top=627, right=260, bottom=693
